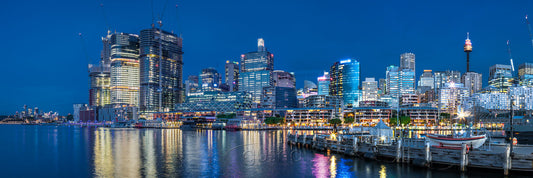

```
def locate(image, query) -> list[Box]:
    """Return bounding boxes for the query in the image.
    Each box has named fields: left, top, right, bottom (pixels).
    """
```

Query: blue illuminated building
left=329, top=59, right=361, bottom=107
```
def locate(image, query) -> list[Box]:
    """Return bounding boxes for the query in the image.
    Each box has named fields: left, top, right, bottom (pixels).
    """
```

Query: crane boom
left=507, top=40, right=515, bottom=72
left=78, top=33, right=92, bottom=72
left=527, top=15, right=533, bottom=47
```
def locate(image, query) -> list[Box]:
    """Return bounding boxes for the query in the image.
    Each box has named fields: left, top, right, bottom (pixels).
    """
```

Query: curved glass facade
left=110, top=33, right=140, bottom=106
left=329, top=59, right=360, bottom=107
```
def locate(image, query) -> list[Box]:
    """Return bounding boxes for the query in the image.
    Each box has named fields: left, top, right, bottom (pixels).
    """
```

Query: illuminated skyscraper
left=317, top=72, right=330, bottom=95
left=139, top=28, right=183, bottom=112
left=200, top=68, right=221, bottom=91
left=89, top=63, right=111, bottom=107
left=461, top=72, right=482, bottom=96
left=329, top=59, right=361, bottom=107
left=418, top=70, right=434, bottom=89
left=400, top=53, right=415, bottom=74
left=417, top=70, right=434, bottom=94
left=272, top=70, right=296, bottom=88
left=399, top=69, right=416, bottom=95
left=89, top=34, right=112, bottom=107
left=434, top=70, right=461, bottom=90
left=109, top=33, right=140, bottom=106
left=439, top=83, right=469, bottom=115
left=519, top=62, right=533, bottom=86
left=238, top=38, right=274, bottom=105
left=488, top=64, right=513, bottom=93
left=362, top=78, right=378, bottom=101
left=386, top=65, right=400, bottom=98
left=225, top=61, right=239, bottom=91
left=261, top=70, right=297, bottom=109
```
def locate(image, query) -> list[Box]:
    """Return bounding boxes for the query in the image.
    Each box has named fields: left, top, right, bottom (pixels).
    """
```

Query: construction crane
left=526, top=15, right=533, bottom=47
left=99, top=1, right=110, bottom=32
left=507, top=40, right=515, bottom=72
left=78, top=33, right=92, bottom=72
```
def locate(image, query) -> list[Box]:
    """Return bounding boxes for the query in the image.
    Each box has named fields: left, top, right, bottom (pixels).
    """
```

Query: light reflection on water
left=91, top=128, right=453, bottom=177
left=0, top=125, right=526, bottom=177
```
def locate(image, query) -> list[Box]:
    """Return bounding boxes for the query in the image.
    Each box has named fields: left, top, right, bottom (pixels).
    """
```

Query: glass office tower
left=329, top=59, right=361, bottom=107
left=110, top=33, right=140, bottom=106
left=238, top=38, right=274, bottom=105
left=139, top=28, right=183, bottom=112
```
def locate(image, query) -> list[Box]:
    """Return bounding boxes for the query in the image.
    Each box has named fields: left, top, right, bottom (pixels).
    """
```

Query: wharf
left=287, top=133, right=533, bottom=175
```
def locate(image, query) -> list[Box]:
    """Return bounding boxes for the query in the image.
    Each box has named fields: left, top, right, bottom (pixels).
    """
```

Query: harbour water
left=0, top=125, right=528, bottom=177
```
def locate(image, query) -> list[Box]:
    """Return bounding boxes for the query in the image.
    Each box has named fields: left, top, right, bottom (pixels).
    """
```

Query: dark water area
left=0, top=125, right=528, bottom=177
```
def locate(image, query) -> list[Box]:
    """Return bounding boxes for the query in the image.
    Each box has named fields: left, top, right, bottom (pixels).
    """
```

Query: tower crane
left=507, top=40, right=515, bottom=72
left=526, top=15, right=533, bottom=47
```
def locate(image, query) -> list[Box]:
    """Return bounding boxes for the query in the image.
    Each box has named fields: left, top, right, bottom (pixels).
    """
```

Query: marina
left=287, top=130, right=533, bottom=175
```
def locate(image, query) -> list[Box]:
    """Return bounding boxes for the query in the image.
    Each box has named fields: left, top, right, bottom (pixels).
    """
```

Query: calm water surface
left=0, top=125, right=524, bottom=177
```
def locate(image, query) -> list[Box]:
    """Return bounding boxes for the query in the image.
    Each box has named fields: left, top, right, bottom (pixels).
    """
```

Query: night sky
left=2, top=0, right=533, bottom=115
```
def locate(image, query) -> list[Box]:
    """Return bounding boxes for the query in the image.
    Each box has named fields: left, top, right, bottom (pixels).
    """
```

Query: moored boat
left=427, top=134, right=487, bottom=149
left=224, top=125, right=241, bottom=131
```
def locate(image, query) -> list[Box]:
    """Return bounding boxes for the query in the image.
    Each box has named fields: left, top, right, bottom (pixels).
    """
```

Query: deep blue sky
left=2, top=0, right=533, bottom=115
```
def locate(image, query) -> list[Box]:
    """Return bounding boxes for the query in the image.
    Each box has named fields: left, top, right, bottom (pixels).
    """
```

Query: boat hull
left=427, top=134, right=487, bottom=149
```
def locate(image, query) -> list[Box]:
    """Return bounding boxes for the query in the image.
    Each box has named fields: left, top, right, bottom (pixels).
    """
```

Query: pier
left=287, top=133, right=533, bottom=175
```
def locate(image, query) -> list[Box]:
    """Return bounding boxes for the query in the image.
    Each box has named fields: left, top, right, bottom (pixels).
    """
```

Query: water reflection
left=1, top=125, right=524, bottom=177
left=89, top=128, right=483, bottom=177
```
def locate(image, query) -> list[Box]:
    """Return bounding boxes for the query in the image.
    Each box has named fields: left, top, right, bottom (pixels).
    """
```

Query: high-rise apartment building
left=200, top=68, right=221, bottom=91
left=225, top=61, right=239, bottom=91
left=109, top=33, right=140, bottom=106
left=139, top=28, right=183, bottom=112
left=519, top=62, right=533, bottom=86
left=329, top=59, right=361, bottom=107
left=461, top=72, right=482, bottom=96
left=317, top=72, right=330, bottom=95
left=238, top=38, right=274, bottom=105
left=362, top=78, right=378, bottom=101
left=488, top=64, right=513, bottom=93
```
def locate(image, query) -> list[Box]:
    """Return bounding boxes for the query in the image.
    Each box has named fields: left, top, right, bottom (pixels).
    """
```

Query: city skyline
left=2, top=0, right=533, bottom=114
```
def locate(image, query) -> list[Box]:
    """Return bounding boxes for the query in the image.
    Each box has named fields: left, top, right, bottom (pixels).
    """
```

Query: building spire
left=258, top=38, right=265, bottom=51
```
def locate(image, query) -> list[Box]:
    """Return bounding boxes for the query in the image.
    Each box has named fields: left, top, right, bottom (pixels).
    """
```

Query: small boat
left=427, top=134, right=487, bottom=149
left=180, top=120, right=197, bottom=131
left=224, top=125, right=241, bottom=131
